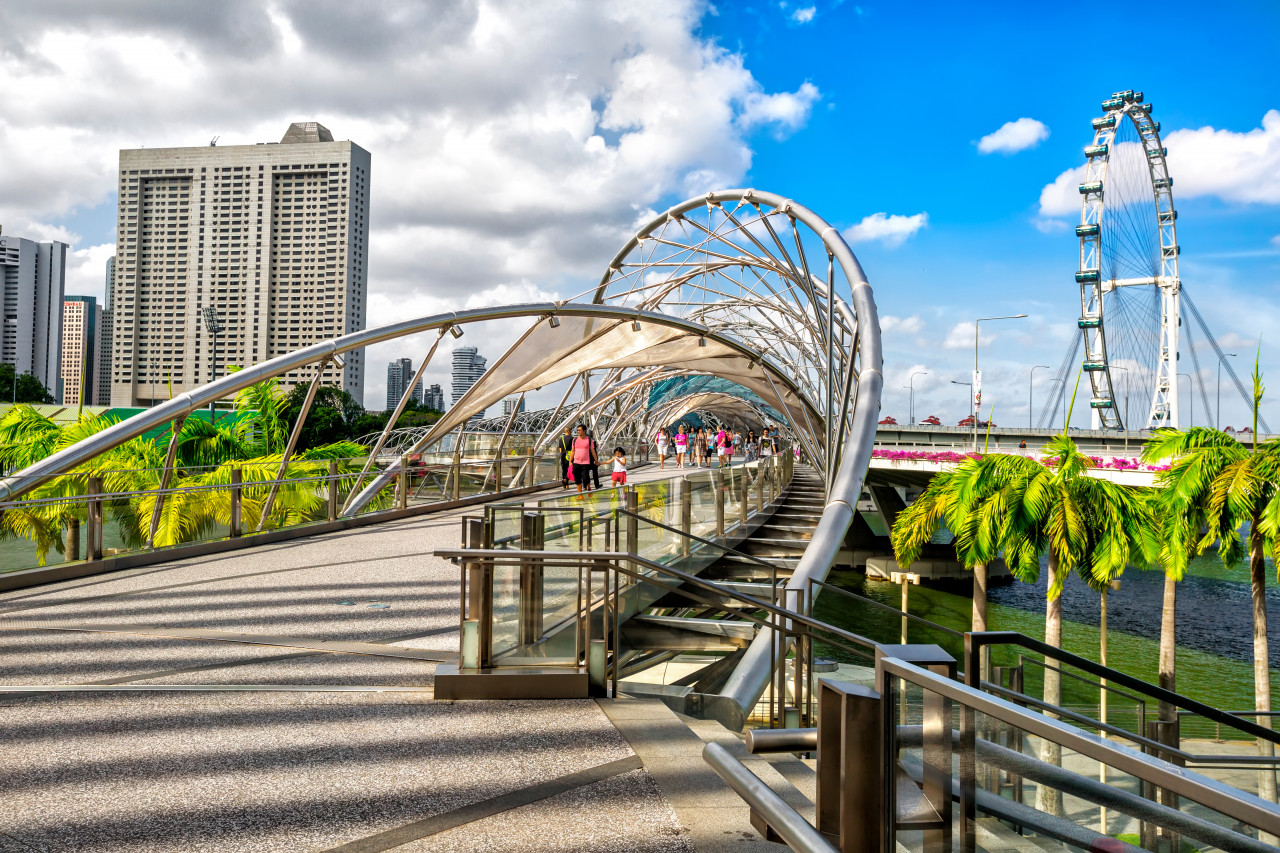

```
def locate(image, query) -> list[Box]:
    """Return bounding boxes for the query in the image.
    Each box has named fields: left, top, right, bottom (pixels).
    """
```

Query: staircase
left=706, top=465, right=825, bottom=582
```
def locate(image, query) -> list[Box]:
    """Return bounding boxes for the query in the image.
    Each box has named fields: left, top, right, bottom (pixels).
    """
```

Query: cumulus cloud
left=978, top=117, right=1049, bottom=154
left=0, top=0, right=823, bottom=408
left=943, top=321, right=996, bottom=350
left=790, top=6, right=817, bottom=24
left=880, top=314, right=924, bottom=335
left=1037, top=110, right=1280, bottom=225
left=842, top=212, right=928, bottom=248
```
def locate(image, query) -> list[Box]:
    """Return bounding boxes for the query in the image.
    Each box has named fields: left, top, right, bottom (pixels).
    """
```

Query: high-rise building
left=423, top=383, right=445, bottom=412
left=0, top=231, right=66, bottom=396
left=385, top=357, right=422, bottom=410
left=110, top=122, right=371, bottom=407
left=99, top=256, right=114, bottom=405
left=61, top=296, right=99, bottom=407
left=501, top=396, right=525, bottom=417
left=451, top=347, right=487, bottom=418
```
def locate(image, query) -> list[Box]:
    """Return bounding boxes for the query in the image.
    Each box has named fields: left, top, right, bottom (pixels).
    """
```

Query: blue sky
left=3, top=0, right=1278, bottom=426
left=699, top=0, right=1280, bottom=429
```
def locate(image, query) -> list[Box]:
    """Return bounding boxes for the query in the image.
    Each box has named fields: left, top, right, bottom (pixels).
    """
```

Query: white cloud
left=64, top=243, right=116, bottom=303
left=880, top=314, right=924, bottom=335
left=1037, top=164, right=1086, bottom=218
left=842, top=212, right=928, bottom=248
left=978, top=117, right=1049, bottom=155
left=943, top=321, right=995, bottom=350
left=0, top=1, right=822, bottom=409
left=790, top=6, right=817, bottom=24
left=1270, top=235, right=1280, bottom=248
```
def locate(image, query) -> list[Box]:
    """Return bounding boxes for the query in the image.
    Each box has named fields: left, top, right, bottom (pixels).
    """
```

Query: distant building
left=501, top=396, right=525, bottom=417
left=111, top=122, right=370, bottom=407
left=451, top=346, right=487, bottom=418
left=385, top=357, right=423, bottom=409
left=0, top=231, right=66, bottom=396
left=61, top=296, right=100, bottom=407
left=98, top=257, right=114, bottom=405
left=423, top=383, right=445, bottom=412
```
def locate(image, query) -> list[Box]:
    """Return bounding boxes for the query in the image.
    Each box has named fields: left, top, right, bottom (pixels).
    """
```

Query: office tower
left=501, top=396, right=525, bottom=417
left=61, top=296, right=99, bottom=407
left=111, top=122, right=371, bottom=407
left=0, top=231, right=66, bottom=396
left=451, top=347, right=486, bottom=418
left=99, top=257, right=114, bottom=405
left=385, top=357, right=423, bottom=410
left=423, top=383, right=444, bottom=412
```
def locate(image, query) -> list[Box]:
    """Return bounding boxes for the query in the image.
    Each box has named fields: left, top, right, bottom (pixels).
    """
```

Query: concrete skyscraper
left=385, top=357, right=422, bottom=410
left=423, top=383, right=445, bottom=412
left=451, top=347, right=486, bottom=418
left=0, top=231, right=66, bottom=396
left=98, top=256, right=114, bottom=405
left=61, top=296, right=100, bottom=408
left=110, top=122, right=370, bottom=406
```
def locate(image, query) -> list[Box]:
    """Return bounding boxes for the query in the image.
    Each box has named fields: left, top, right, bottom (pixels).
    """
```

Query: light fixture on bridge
left=631, top=319, right=642, bottom=332
left=449, top=325, right=464, bottom=339
left=698, top=336, right=707, bottom=347
left=547, top=315, right=560, bottom=328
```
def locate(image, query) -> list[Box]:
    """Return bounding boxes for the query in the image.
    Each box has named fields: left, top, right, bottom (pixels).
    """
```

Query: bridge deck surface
left=0, top=465, right=714, bottom=853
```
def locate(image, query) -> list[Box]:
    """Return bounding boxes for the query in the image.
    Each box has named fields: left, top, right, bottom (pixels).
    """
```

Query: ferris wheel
left=1076, top=89, right=1181, bottom=430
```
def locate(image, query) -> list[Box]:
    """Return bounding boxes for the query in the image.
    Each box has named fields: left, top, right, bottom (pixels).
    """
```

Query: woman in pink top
left=571, top=425, right=596, bottom=494
left=674, top=425, right=689, bottom=468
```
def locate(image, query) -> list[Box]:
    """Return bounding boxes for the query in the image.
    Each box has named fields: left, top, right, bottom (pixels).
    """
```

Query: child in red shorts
left=611, top=447, right=627, bottom=486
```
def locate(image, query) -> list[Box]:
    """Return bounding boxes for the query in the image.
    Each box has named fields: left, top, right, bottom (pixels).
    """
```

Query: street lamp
left=202, top=307, right=224, bottom=422
left=1177, top=373, right=1194, bottom=428
left=951, top=380, right=972, bottom=432
left=1029, top=365, right=1051, bottom=429
left=1218, top=353, right=1237, bottom=430
left=972, top=314, right=1028, bottom=449
left=909, top=371, right=927, bottom=425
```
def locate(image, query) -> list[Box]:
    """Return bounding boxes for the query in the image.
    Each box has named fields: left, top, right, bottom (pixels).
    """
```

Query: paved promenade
left=0, top=465, right=774, bottom=852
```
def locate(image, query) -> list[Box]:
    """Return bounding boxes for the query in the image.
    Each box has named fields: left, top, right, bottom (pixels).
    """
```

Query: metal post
left=327, top=459, right=338, bottom=521
left=625, top=487, right=638, bottom=553
left=229, top=468, right=242, bottom=538
left=146, top=415, right=187, bottom=548
left=739, top=470, right=749, bottom=525
left=680, top=478, right=692, bottom=558
left=487, top=390, right=525, bottom=492
left=519, top=511, right=545, bottom=645
left=451, top=432, right=465, bottom=501
left=257, top=358, right=330, bottom=531
left=86, top=476, right=103, bottom=560
left=397, top=454, right=409, bottom=509
left=714, top=469, right=725, bottom=537
left=817, top=680, right=883, bottom=852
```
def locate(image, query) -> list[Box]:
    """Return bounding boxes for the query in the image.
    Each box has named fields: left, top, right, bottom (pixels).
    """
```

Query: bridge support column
left=86, top=476, right=103, bottom=560
left=398, top=455, right=409, bottom=510
left=327, top=460, right=338, bottom=521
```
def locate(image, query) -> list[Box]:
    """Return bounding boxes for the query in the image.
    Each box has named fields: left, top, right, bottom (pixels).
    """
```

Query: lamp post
left=909, top=371, right=927, bottom=425
left=1029, top=365, right=1051, bottom=430
left=951, top=380, right=972, bottom=436
left=973, top=314, right=1028, bottom=449
left=1177, top=373, right=1194, bottom=428
left=202, top=307, right=224, bottom=422
left=1217, top=352, right=1237, bottom=430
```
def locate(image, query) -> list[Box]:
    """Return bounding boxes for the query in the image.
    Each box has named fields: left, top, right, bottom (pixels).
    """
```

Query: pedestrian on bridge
left=558, top=426, right=573, bottom=489
left=694, top=427, right=708, bottom=467
left=656, top=428, right=670, bottom=469
left=571, top=425, right=596, bottom=495
left=674, top=425, right=689, bottom=468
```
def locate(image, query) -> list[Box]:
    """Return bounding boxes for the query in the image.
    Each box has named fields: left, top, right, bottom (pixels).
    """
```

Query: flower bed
left=871, top=448, right=1169, bottom=472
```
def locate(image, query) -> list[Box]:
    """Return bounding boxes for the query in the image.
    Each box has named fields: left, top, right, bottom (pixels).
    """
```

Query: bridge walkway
left=0, top=463, right=792, bottom=852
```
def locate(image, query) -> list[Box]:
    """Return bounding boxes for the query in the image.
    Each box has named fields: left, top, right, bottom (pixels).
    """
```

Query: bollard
left=327, top=459, right=338, bottom=522
left=229, top=468, right=242, bottom=538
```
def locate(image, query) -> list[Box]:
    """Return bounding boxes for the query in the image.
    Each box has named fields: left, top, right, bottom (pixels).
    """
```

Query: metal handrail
left=967, top=630, right=1280, bottom=748
left=702, top=742, right=836, bottom=853
left=883, top=655, right=1280, bottom=841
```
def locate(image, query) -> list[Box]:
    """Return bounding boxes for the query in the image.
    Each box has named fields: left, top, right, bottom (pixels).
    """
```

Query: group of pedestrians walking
left=655, top=424, right=779, bottom=469
left=557, top=425, right=627, bottom=495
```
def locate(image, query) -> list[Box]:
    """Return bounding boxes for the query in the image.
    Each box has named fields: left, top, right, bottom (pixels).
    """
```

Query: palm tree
left=996, top=433, right=1155, bottom=816
left=1142, top=360, right=1279, bottom=811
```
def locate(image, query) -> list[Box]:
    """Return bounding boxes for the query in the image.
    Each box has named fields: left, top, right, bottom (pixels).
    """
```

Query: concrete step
left=976, top=817, right=1067, bottom=852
